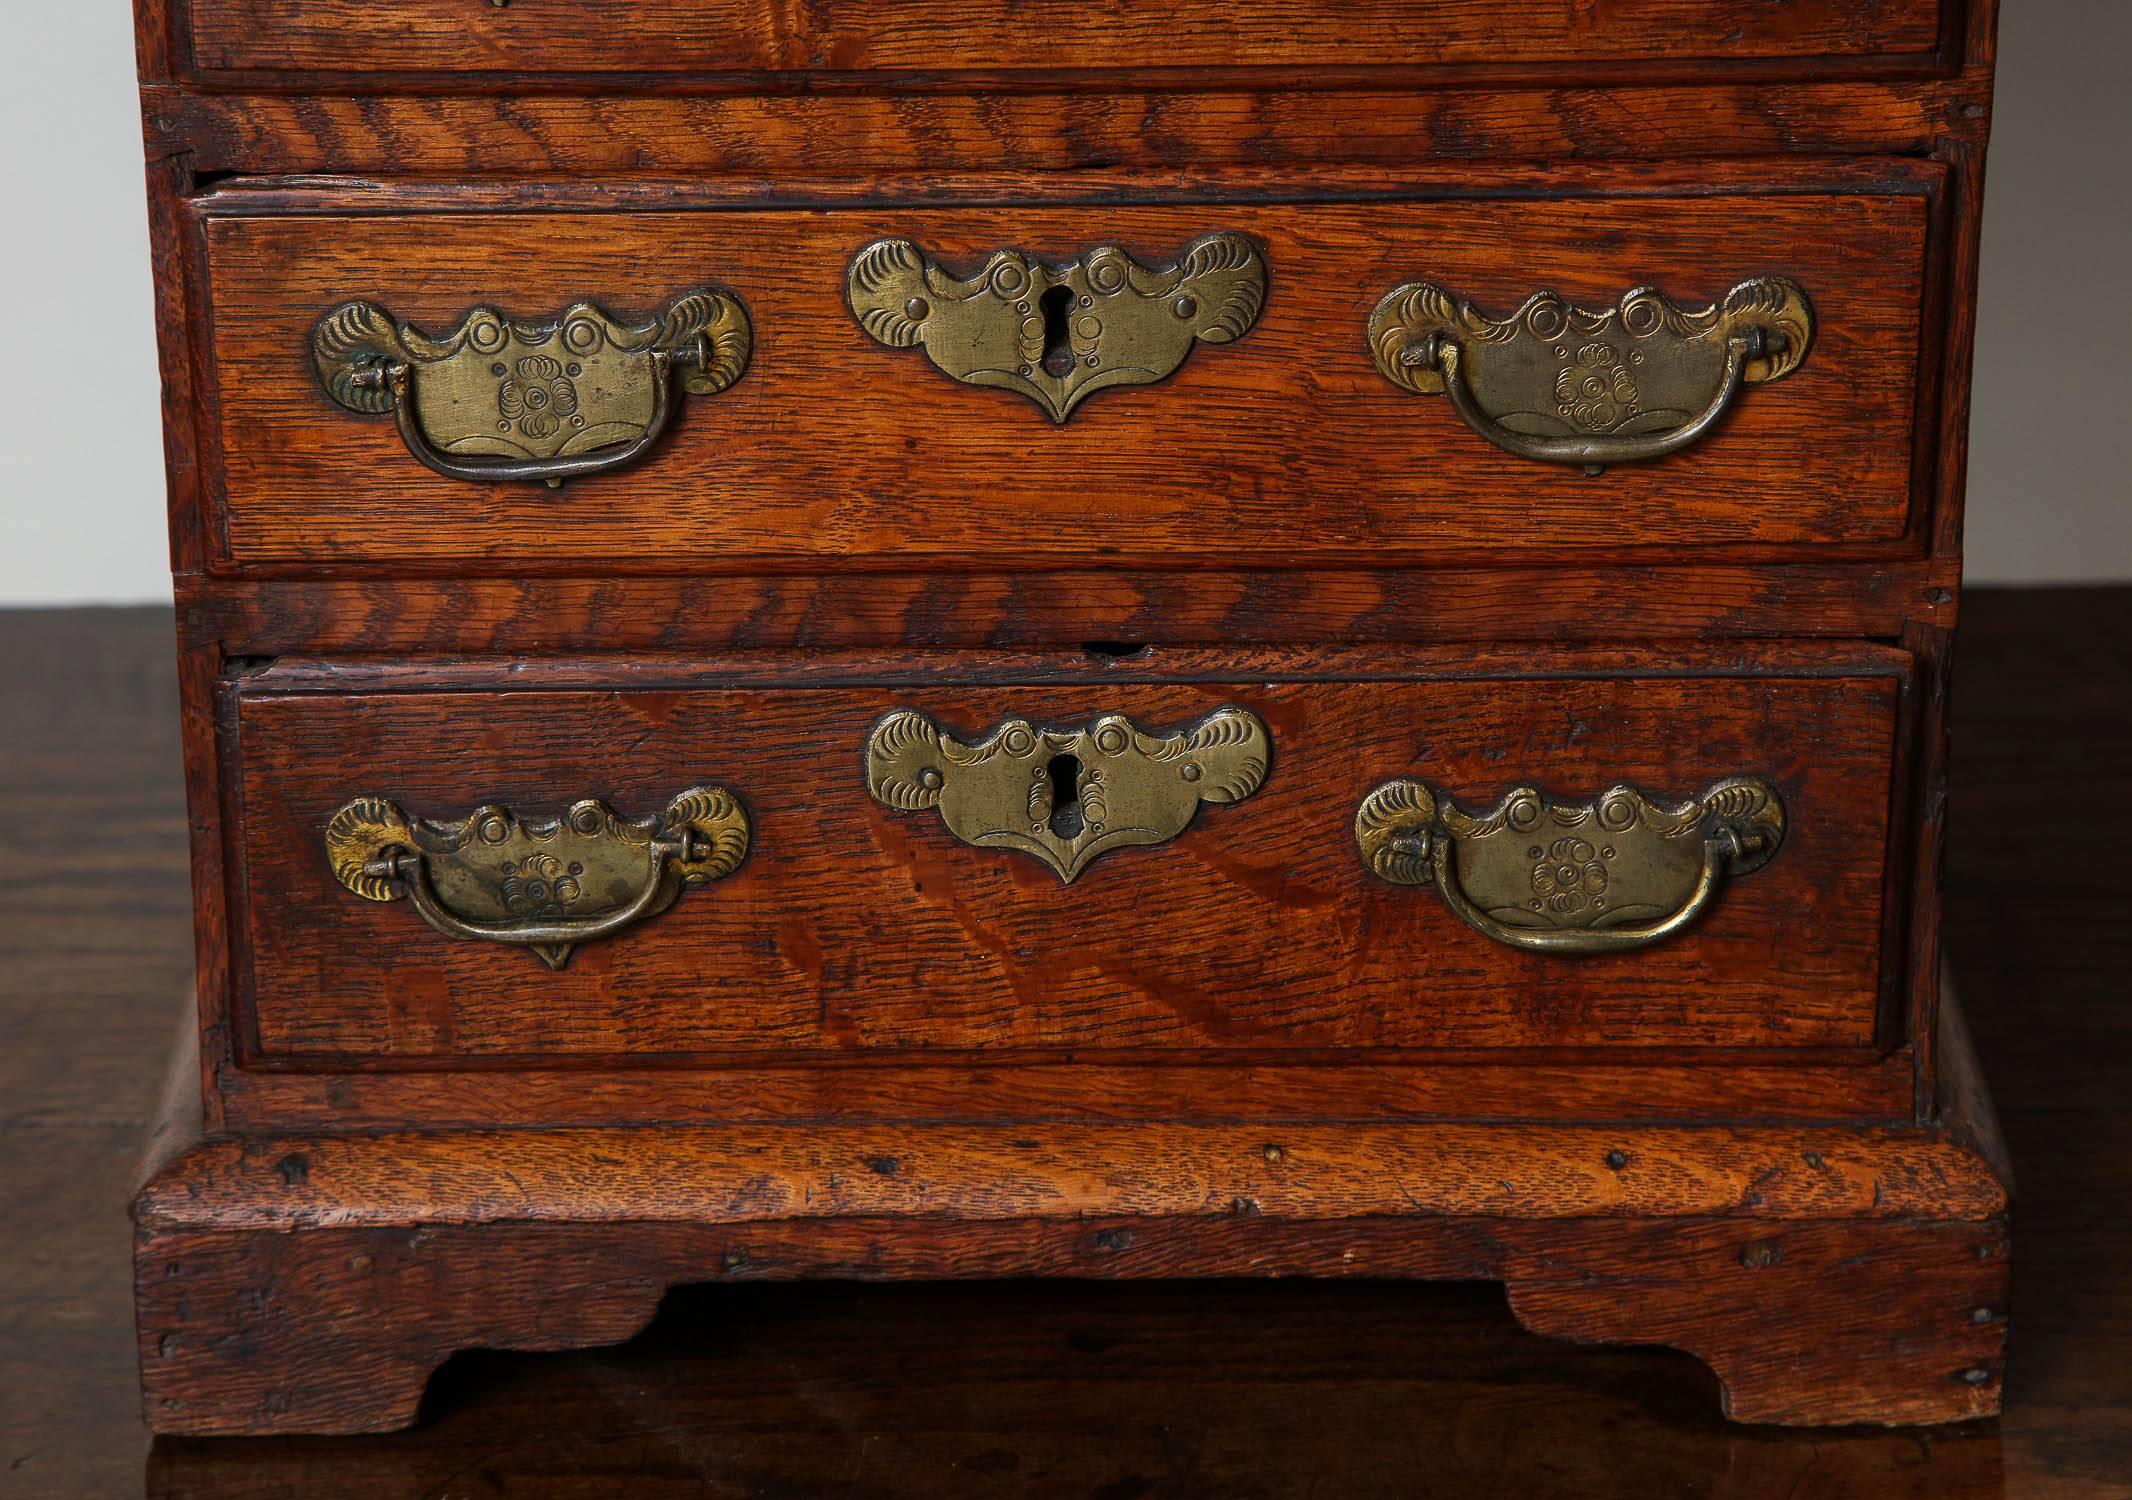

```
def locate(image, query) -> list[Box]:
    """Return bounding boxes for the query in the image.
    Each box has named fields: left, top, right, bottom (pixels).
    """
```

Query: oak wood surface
left=225, top=651, right=1901, bottom=1067
left=196, top=184, right=1930, bottom=571
left=126, top=935, right=2012, bottom=1434
left=174, top=562, right=1965, bottom=652
left=213, top=1052, right=1923, bottom=1133
left=143, top=80, right=1995, bottom=179
left=141, top=79, right=1987, bottom=182
left=135, top=1213, right=2009, bottom=1437
left=6, top=592, right=2125, bottom=1491
left=175, top=0, right=1946, bottom=79
left=242, top=638, right=1901, bottom=689
left=135, top=1117, right=2009, bottom=1235
left=130, top=956, right=2011, bottom=1434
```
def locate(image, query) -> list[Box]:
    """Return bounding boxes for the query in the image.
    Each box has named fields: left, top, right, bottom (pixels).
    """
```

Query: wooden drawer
left=195, top=167, right=1935, bottom=573
left=222, top=644, right=1904, bottom=1066
left=175, top=0, right=1948, bottom=82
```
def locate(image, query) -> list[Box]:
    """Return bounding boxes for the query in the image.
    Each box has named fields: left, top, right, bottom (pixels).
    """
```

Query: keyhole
left=1039, top=285, right=1077, bottom=378
left=1047, top=754, right=1085, bottom=838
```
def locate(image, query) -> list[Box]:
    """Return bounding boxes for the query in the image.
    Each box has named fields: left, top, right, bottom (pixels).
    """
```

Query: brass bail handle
left=361, top=825, right=702, bottom=951
left=1368, top=278, right=1813, bottom=473
left=1403, top=324, right=1765, bottom=475
left=347, top=343, right=690, bottom=490
left=1355, top=778, right=1786, bottom=955
left=325, top=788, right=750, bottom=970
left=311, top=288, right=752, bottom=488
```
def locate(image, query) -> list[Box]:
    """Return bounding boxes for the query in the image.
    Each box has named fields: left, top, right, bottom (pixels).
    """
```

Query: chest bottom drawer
left=219, top=643, right=1904, bottom=1071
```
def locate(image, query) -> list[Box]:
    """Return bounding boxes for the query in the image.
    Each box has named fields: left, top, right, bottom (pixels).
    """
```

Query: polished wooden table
left=3, top=591, right=2127, bottom=1497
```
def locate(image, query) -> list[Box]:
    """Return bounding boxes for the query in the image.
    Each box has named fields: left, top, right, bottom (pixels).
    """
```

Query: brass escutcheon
left=311, top=289, right=751, bottom=487
left=324, top=787, right=750, bottom=968
left=866, top=707, right=1270, bottom=882
left=845, top=233, right=1267, bottom=422
left=1354, top=777, right=1785, bottom=953
left=1367, top=278, right=1812, bottom=472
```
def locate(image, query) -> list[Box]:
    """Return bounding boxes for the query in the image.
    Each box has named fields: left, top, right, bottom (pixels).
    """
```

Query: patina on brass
left=1354, top=777, right=1785, bottom=953
left=845, top=233, right=1267, bottom=422
left=1367, top=278, right=1812, bottom=472
left=866, top=707, right=1270, bottom=882
left=324, top=787, right=750, bottom=969
left=311, top=289, right=751, bottom=487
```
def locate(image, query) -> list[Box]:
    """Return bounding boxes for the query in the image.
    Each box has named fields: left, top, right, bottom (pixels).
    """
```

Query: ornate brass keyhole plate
left=846, top=233, right=1268, bottom=422
left=865, top=707, right=1271, bottom=882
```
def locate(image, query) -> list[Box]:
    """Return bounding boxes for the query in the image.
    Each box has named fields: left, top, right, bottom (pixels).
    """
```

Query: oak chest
left=130, top=0, right=2009, bottom=1432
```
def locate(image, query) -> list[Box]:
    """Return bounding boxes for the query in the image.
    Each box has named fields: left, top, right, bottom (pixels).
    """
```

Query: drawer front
left=179, top=0, right=1945, bottom=80
left=199, top=178, right=1931, bottom=570
left=226, top=647, right=1902, bottom=1063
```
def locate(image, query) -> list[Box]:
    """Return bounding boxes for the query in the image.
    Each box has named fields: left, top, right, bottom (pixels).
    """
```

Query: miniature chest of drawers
left=130, top=0, right=2008, bottom=1433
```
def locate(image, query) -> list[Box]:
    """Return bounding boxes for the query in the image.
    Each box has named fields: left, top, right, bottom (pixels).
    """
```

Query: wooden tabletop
left=4, top=592, right=2127, bottom=1499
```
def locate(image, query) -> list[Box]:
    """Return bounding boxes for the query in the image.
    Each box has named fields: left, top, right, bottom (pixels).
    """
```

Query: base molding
left=135, top=989, right=2011, bottom=1434
left=137, top=1203, right=2008, bottom=1435
left=135, top=1121, right=2009, bottom=1434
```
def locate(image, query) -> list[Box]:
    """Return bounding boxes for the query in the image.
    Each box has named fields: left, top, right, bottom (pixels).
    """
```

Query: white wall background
left=1, top=5, right=165, bottom=604
left=1, top=4, right=2125, bottom=604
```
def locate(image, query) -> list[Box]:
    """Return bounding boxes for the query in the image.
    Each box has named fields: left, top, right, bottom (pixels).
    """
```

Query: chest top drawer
left=192, top=165, right=1936, bottom=574
left=174, top=0, right=1948, bottom=82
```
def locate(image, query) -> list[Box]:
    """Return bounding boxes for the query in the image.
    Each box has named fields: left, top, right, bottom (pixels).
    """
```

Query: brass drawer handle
left=311, top=290, right=751, bottom=488
left=325, top=788, right=750, bottom=969
left=1355, top=778, right=1784, bottom=953
left=866, top=707, right=1269, bottom=883
left=1367, top=280, right=1812, bottom=472
left=846, top=233, right=1267, bottom=423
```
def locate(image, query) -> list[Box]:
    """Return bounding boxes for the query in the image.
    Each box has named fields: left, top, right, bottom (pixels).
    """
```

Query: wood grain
left=193, top=188, right=1932, bottom=571
left=129, top=992, right=2011, bottom=1435
left=225, top=651, right=1902, bottom=1064
left=1504, top=1214, right=2008, bottom=1427
left=143, top=81, right=1993, bottom=180
left=214, top=1052, right=1922, bottom=1132
left=170, top=562, right=1965, bottom=652
left=197, top=643, right=1923, bottom=1129
left=176, top=0, right=1945, bottom=79
left=135, top=1115, right=2010, bottom=1235
left=134, top=1212, right=2010, bottom=1435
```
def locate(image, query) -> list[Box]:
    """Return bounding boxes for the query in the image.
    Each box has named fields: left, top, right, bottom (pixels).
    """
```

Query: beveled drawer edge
left=224, top=640, right=1917, bottom=696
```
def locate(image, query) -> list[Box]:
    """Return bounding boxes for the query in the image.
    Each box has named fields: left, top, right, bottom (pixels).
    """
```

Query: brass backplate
left=325, top=787, right=750, bottom=968
left=846, top=233, right=1267, bottom=422
left=1355, top=778, right=1785, bottom=952
left=311, top=289, right=750, bottom=477
left=866, top=707, right=1270, bottom=882
left=1367, top=278, right=1811, bottom=465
